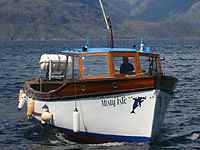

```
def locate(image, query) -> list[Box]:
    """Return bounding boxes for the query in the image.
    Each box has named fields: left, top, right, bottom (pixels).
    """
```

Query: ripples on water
left=0, top=39, right=200, bottom=149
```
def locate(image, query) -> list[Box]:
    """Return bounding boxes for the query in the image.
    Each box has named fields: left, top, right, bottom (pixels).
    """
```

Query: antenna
left=99, top=0, right=114, bottom=48
left=140, top=38, right=144, bottom=52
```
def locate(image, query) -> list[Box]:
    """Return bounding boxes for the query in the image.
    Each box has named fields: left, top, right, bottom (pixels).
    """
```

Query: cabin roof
left=62, top=47, right=154, bottom=54
left=80, top=48, right=137, bottom=53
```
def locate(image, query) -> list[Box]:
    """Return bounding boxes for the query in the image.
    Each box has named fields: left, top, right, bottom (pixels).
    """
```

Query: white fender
left=41, top=105, right=53, bottom=124
left=27, top=98, right=35, bottom=118
left=41, top=112, right=53, bottom=124
left=73, top=109, right=80, bottom=132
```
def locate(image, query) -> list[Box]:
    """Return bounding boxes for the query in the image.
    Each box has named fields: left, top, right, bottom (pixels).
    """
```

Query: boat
left=17, top=0, right=177, bottom=144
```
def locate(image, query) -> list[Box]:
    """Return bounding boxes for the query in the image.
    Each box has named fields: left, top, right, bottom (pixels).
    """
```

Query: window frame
left=138, top=53, right=162, bottom=75
left=112, top=56, right=136, bottom=75
left=80, top=53, right=111, bottom=80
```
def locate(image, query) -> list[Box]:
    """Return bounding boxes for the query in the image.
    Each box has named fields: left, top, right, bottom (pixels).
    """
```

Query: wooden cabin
left=25, top=48, right=175, bottom=100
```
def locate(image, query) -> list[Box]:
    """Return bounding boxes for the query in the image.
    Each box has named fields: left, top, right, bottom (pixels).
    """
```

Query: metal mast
left=99, top=0, right=114, bottom=48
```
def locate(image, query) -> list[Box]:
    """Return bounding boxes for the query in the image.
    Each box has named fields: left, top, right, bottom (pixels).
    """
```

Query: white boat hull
left=29, top=89, right=172, bottom=143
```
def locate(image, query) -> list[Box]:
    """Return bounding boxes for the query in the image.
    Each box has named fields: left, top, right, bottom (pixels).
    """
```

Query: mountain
left=171, top=1, right=200, bottom=22
left=0, top=0, right=200, bottom=40
left=108, top=0, right=200, bottom=38
left=119, top=0, right=199, bottom=21
left=0, top=0, right=105, bottom=40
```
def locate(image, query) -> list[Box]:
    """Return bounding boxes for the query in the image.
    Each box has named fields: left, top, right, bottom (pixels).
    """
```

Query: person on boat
left=120, top=57, right=134, bottom=75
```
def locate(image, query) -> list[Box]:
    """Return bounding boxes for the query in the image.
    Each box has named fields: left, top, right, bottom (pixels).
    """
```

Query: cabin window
left=140, top=56, right=160, bottom=74
left=65, top=56, right=80, bottom=80
left=112, top=56, right=135, bottom=75
left=81, top=56, right=109, bottom=78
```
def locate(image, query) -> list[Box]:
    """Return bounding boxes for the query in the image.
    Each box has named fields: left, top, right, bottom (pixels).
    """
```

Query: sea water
left=0, top=39, right=200, bottom=149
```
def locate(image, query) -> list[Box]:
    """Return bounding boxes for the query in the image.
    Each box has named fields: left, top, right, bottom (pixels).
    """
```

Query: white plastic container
left=40, top=54, right=71, bottom=72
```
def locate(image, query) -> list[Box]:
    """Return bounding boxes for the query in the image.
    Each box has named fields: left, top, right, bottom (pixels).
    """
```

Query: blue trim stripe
left=62, top=48, right=137, bottom=53
left=62, top=47, right=154, bottom=54
left=32, top=118, right=151, bottom=143
left=57, top=127, right=151, bottom=143
left=79, top=131, right=151, bottom=143
left=86, top=48, right=137, bottom=53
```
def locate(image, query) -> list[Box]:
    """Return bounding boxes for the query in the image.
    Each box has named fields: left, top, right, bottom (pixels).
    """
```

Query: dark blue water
left=0, top=39, right=200, bottom=149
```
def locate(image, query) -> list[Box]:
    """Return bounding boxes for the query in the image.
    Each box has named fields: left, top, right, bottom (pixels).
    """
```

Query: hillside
left=171, top=1, right=200, bottom=22
left=121, top=0, right=199, bottom=21
left=0, top=0, right=200, bottom=40
left=0, top=0, right=105, bottom=40
left=109, top=0, right=200, bottom=38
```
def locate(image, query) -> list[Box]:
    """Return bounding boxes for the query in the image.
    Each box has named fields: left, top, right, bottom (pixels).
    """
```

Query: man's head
left=122, top=57, right=129, bottom=64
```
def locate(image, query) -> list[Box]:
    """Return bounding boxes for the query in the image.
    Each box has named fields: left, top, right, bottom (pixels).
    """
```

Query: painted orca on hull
left=131, top=97, right=146, bottom=114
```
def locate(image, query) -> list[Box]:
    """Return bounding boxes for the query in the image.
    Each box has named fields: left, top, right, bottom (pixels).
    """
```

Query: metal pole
left=49, top=60, right=52, bottom=80
left=99, top=0, right=114, bottom=48
left=64, top=56, right=68, bottom=80
left=39, top=70, right=42, bottom=92
left=99, top=0, right=110, bottom=30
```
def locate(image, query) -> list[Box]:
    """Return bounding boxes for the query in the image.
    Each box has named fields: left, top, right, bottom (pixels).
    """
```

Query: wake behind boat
left=17, top=0, right=177, bottom=144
